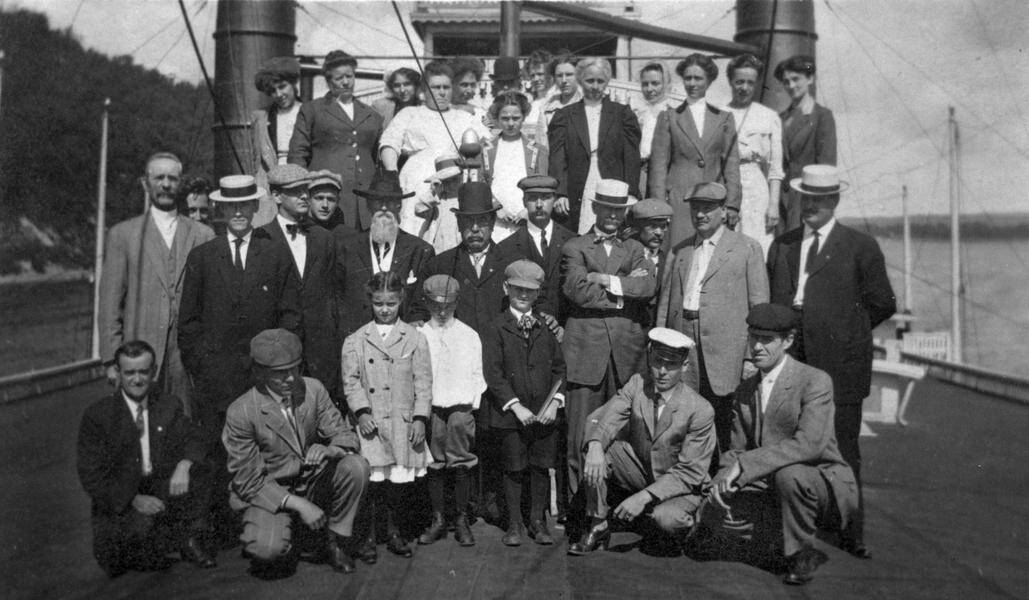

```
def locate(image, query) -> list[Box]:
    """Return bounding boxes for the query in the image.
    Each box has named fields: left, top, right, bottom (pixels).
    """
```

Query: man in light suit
left=561, top=179, right=656, bottom=512
left=223, top=329, right=370, bottom=575
left=568, top=328, right=715, bottom=556
left=99, top=151, right=214, bottom=417
left=656, top=182, right=769, bottom=450
left=711, top=304, right=859, bottom=585
left=766, top=165, right=895, bottom=556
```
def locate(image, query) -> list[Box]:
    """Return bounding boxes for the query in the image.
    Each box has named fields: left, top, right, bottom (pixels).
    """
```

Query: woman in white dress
left=379, top=61, right=490, bottom=237
left=723, top=53, right=783, bottom=255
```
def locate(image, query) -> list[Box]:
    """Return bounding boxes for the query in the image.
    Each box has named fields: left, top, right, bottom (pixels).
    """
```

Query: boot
left=454, top=512, right=475, bottom=546
left=418, top=512, right=447, bottom=545
left=325, top=532, right=356, bottom=574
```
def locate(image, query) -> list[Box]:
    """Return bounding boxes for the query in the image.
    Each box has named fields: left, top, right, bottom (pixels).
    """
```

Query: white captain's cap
left=648, top=327, right=695, bottom=361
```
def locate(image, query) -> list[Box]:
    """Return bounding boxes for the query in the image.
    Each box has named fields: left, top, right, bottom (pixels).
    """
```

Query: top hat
left=354, top=168, right=415, bottom=201
left=588, top=179, right=635, bottom=208
left=789, top=165, right=849, bottom=196
left=491, top=56, right=521, bottom=81
left=210, top=175, right=266, bottom=203
left=451, top=182, right=500, bottom=215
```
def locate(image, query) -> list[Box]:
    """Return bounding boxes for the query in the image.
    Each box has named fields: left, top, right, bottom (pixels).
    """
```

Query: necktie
left=472, top=253, right=485, bottom=277
left=284, top=402, right=303, bottom=451
left=539, top=228, right=549, bottom=257
left=285, top=223, right=303, bottom=240
left=134, top=402, right=146, bottom=437
left=233, top=236, right=245, bottom=271
left=653, top=395, right=665, bottom=430
left=805, top=231, right=820, bottom=274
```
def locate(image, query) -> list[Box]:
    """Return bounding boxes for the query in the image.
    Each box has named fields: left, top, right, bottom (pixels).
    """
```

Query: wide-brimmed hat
left=354, top=168, right=415, bottom=201
left=210, top=174, right=266, bottom=203
left=250, top=328, right=303, bottom=370
left=789, top=164, right=849, bottom=196
left=424, top=153, right=463, bottom=183
left=451, top=182, right=500, bottom=216
left=588, top=179, right=635, bottom=208
left=491, top=56, right=521, bottom=81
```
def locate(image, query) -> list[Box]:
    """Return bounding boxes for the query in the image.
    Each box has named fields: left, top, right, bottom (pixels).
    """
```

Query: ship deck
left=1, top=376, right=1026, bottom=600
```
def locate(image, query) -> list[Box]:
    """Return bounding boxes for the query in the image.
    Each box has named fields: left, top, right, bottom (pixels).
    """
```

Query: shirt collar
left=526, top=220, right=553, bottom=239
left=761, top=356, right=789, bottom=387
left=696, top=224, right=725, bottom=247
left=686, top=97, right=708, bottom=110
left=121, top=391, right=148, bottom=409
left=510, top=306, right=532, bottom=322
left=276, top=213, right=297, bottom=227
left=804, top=217, right=836, bottom=240
left=228, top=230, right=253, bottom=243
left=467, top=244, right=491, bottom=258
left=150, top=207, right=177, bottom=228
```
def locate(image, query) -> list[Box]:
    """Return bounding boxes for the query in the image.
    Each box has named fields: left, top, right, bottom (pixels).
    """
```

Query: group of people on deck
left=79, top=48, right=894, bottom=587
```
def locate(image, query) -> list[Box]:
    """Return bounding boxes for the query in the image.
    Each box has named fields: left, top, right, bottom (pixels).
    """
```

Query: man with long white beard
left=336, top=169, right=436, bottom=343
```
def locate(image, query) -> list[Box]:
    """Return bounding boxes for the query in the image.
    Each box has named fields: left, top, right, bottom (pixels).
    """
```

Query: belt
left=682, top=309, right=700, bottom=321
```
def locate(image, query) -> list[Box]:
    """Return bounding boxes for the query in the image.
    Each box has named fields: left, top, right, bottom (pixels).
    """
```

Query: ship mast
left=948, top=106, right=963, bottom=362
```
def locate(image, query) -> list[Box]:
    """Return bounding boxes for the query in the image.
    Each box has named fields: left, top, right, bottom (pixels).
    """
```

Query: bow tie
left=285, top=222, right=308, bottom=239
left=594, top=233, right=619, bottom=245
left=518, top=314, right=538, bottom=331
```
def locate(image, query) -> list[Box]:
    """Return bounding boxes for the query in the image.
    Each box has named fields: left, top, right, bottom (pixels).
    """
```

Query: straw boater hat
left=209, top=174, right=266, bottom=202
left=353, top=168, right=415, bottom=201
left=424, top=153, right=463, bottom=183
left=588, top=179, right=635, bottom=208
left=789, top=164, right=849, bottom=196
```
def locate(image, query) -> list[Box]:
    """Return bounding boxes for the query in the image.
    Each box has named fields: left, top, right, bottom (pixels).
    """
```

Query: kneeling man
left=568, top=328, right=715, bottom=555
left=711, top=303, right=858, bottom=585
left=223, top=329, right=370, bottom=574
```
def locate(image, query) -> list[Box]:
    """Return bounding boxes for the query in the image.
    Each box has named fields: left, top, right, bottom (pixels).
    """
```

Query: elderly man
left=561, top=179, right=656, bottom=521
left=569, top=328, right=715, bottom=556
left=657, top=182, right=768, bottom=450
left=307, top=170, right=346, bottom=231
left=98, top=152, right=214, bottom=417
left=223, top=329, right=370, bottom=575
left=711, top=303, right=859, bottom=585
left=766, top=165, right=895, bottom=557
left=78, top=340, right=215, bottom=577
left=627, top=198, right=674, bottom=328
left=261, top=164, right=343, bottom=402
left=336, top=169, right=435, bottom=341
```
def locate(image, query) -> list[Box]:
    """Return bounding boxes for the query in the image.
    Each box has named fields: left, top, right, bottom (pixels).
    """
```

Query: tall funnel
left=735, top=0, right=817, bottom=111
left=213, top=0, right=296, bottom=177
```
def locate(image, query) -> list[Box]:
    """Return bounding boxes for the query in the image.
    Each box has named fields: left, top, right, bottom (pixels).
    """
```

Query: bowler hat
left=684, top=182, right=727, bottom=203
left=210, top=174, right=266, bottom=203
left=491, top=56, right=521, bottom=81
left=588, top=179, right=634, bottom=208
left=789, top=164, right=849, bottom=196
left=250, top=329, right=303, bottom=369
left=451, top=182, right=500, bottom=216
left=505, top=259, right=545, bottom=290
left=746, top=303, right=798, bottom=336
left=423, top=274, right=461, bottom=303
left=354, top=168, right=415, bottom=201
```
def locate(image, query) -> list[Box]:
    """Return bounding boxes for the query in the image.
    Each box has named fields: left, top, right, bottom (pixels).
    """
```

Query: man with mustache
left=99, top=152, right=214, bottom=418
left=656, top=182, right=768, bottom=452
left=260, top=164, right=344, bottom=403
left=626, top=198, right=674, bottom=328
left=336, top=169, right=435, bottom=342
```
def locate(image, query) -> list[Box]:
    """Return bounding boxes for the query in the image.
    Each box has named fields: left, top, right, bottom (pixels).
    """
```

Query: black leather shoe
left=566, top=521, right=610, bottom=556
left=841, top=538, right=872, bottom=559
left=418, top=513, right=447, bottom=545
left=356, top=531, right=378, bottom=564
left=528, top=519, right=554, bottom=545
left=501, top=522, right=525, bottom=546
left=326, top=533, right=356, bottom=574
left=782, top=548, right=828, bottom=585
left=454, top=513, right=475, bottom=547
left=386, top=535, right=413, bottom=558
left=181, top=536, right=217, bottom=569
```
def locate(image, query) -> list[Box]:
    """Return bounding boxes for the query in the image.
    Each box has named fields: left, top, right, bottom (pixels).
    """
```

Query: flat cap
left=684, top=181, right=727, bottom=203
left=630, top=198, right=673, bottom=221
left=267, top=164, right=310, bottom=189
left=307, top=169, right=342, bottom=191
left=648, top=327, right=695, bottom=361
left=505, top=259, right=545, bottom=290
left=517, top=175, right=559, bottom=194
left=746, top=303, right=798, bottom=336
left=250, top=329, right=303, bottom=369
left=423, top=274, right=461, bottom=303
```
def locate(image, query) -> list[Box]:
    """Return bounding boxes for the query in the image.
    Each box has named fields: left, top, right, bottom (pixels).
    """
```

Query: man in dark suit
left=766, top=165, right=895, bottom=557
left=569, top=328, right=715, bottom=556
left=289, top=50, right=383, bottom=232
left=561, top=179, right=656, bottom=516
left=260, top=164, right=343, bottom=401
left=77, top=340, right=216, bottom=577
left=626, top=198, right=674, bottom=328
left=711, top=304, right=859, bottom=585
left=336, top=170, right=435, bottom=342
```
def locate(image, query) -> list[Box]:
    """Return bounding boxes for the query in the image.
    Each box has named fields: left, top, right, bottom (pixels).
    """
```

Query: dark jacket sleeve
left=483, top=323, right=519, bottom=411
left=177, top=245, right=206, bottom=376
left=275, top=249, right=303, bottom=333
left=287, top=102, right=315, bottom=167
left=857, top=234, right=896, bottom=329
left=619, top=103, right=642, bottom=198
left=77, top=403, right=134, bottom=515
left=815, top=106, right=837, bottom=166
left=548, top=108, right=570, bottom=198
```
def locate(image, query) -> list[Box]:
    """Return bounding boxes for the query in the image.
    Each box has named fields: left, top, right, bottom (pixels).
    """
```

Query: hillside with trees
left=0, top=9, right=213, bottom=274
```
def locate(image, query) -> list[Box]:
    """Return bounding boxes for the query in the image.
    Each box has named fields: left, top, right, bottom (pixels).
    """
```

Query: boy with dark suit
left=483, top=260, right=566, bottom=546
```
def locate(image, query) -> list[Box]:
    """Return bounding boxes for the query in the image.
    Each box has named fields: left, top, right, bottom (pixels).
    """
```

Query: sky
left=8, top=0, right=1029, bottom=220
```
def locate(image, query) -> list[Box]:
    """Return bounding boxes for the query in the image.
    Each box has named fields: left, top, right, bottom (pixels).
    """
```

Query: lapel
left=786, top=232, right=802, bottom=293
left=639, top=380, right=658, bottom=437
left=214, top=235, right=238, bottom=291
left=598, top=99, right=615, bottom=148
left=171, top=216, right=196, bottom=286
left=257, top=390, right=303, bottom=458
left=352, top=99, right=374, bottom=128
left=263, top=220, right=304, bottom=282
left=242, top=232, right=267, bottom=291
left=763, top=358, right=795, bottom=440
left=363, top=321, right=406, bottom=355
left=673, top=103, right=704, bottom=156
left=353, top=233, right=375, bottom=274
left=699, top=105, right=721, bottom=149
left=569, top=102, right=590, bottom=152
left=145, top=394, right=171, bottom=463
left=806, top=224, right=841, bottom=278
left=323, top=94, right=353, bottom=128
left=477, top=245, right=505, bottom=285
left=141, top=213, right=172, bottom=292
left=701, top=229, right=734, bottom=284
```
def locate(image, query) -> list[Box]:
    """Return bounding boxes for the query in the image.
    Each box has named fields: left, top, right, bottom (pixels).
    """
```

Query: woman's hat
left=423, top=153, right=464, bottom=183
left=789, top=164, right=849, bottom=196
left=354, top=168, right=415, bottom=201
left=588, top=179, right=635, bottom=207
left=209, top=174, right=266, bottom=203
left=451, top=182, right=501, bottom=215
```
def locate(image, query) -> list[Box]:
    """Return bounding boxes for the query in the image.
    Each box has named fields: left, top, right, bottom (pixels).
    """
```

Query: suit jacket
left=78, top=392, right=206, bottom=517
left=767, top=223, right=896, bottom=404
left=496, top=223, right=576, bottom=322
left=562, top=232, right=656, bottom=386
left=482, top=310, right=567, bottom=429
left=780, top=103, right=837, bottom=190
left=411, top=243, right=516, bottom=336
left=633, top=237, right=671, bottom=329
left=341, top=321, right=432, bottom=469
left=288, top=94, right=384, bottom=231
left=261, top=220, right=342, bottom=395
left=222, top=377, right=361, bottom=514
left=586, top=374, right=715, bottom=501
left=656, top=228, right=769, bottom=395
left=178, top=230, right=302, bottom=410
left=548, top=98, right=641, bottom=201
left=649, top=102, right=742, bottom=246
left=335, top=229, right=435, bottom=341
left=719, top=356, right=858, bottom=525
left=98, top=212, right=214, bottom=370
